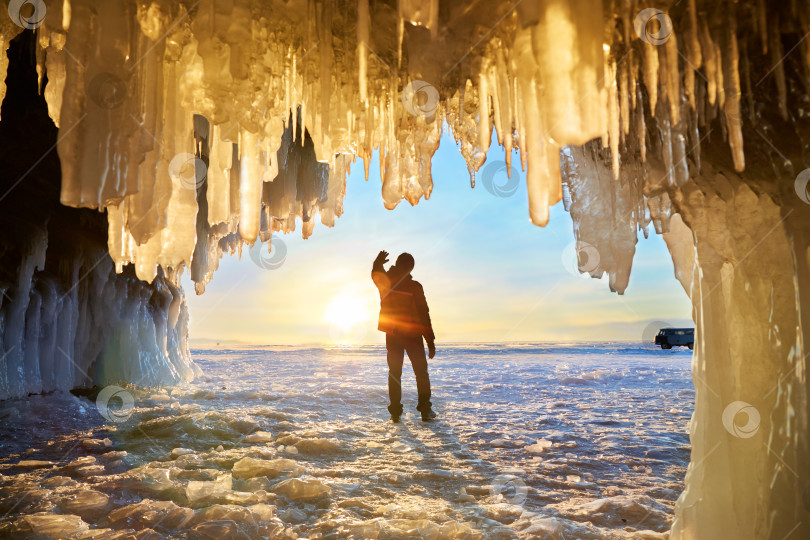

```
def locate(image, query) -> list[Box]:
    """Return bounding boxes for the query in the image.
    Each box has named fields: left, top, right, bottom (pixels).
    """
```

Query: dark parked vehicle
left=655, top=328, right=694, bottom=350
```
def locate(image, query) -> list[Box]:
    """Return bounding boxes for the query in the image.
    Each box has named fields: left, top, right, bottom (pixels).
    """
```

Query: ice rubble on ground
left=0, top=0, right=809, bottom=537
left=0, top=356, right=693, bottom=540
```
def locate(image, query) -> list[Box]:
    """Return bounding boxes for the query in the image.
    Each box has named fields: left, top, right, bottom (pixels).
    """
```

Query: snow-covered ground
left=0, top=342, right=693, bottom=539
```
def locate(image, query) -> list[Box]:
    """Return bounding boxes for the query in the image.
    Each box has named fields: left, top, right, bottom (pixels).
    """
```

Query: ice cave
left=0, top=0, right=809, bottom=538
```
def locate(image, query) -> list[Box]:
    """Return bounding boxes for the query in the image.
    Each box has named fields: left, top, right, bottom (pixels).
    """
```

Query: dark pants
left=386, top=333, right=431, bottom=416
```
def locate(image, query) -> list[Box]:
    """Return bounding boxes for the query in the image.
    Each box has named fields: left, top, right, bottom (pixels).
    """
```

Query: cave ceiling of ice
left=4, top=1, right=810, bottom=538
left=0, top=0, right=806, bottom=296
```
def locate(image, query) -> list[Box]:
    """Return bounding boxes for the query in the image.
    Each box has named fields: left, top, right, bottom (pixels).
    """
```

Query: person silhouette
left=371, top=250, right=437, bottom=422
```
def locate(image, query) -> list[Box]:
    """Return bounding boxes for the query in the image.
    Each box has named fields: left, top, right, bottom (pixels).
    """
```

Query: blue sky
left=183, top=128, right=692, bottom=345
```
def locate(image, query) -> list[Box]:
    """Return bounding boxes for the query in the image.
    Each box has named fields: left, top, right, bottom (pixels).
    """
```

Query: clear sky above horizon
left=182, top=128, right=692, bottom=346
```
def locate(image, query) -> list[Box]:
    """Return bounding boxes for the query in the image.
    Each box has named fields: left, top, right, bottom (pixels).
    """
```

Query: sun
left=323, top=291, right=373, bottom=344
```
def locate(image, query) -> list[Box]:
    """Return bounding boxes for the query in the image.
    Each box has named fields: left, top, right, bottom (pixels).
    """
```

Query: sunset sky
left=183, top=129, right=692, bottom=345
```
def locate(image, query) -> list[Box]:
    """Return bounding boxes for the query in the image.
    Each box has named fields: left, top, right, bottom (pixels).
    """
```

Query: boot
left=389, top=404, right=402, bottom=423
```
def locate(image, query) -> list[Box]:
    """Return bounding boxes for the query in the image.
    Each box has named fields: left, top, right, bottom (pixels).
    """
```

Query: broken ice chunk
left=73, top=465, right=106, bottom=477
left=570, top=495, right=668, bottom=530
left=244, top=431, right=273, bottom=444
left=191, top=520, right=242, bottom=539
left=64, top=456, right=96, bottom=469
left=294, top=437, right=342, bottom=455
left=171, top=447, right=195, bottom=458
left=12, top=513, right=88, bottom=537
left=231, top=457, right=305, bottom=479
left=186, top=473, right=232, bottom=502
left=137, top=468, right=175, bottom=492
left=15, top=460, right=56, bottom=469
left=273, top=477, right=331, bottom=501
left=40, top=476, right=78, bottom=489
left=522, top=517, right=566, bottom=538
left=248, top=503, right=275, bottom=521
left=107, top=499, right=194, bottom=529
left=525, top=440, right=553, bottom=453
left=389, top=442, right=412, bottom=453
left=456, top=487, right=476, bottom=503
left=81, top=438, right=113, bottom=452
left=59, top=489, right=110, bottom=520
left=490, top=438, right=525, bottom=448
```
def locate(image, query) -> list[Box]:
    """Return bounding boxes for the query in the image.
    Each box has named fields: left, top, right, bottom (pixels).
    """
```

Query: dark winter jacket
left=371, top=260, right=435, bottom=342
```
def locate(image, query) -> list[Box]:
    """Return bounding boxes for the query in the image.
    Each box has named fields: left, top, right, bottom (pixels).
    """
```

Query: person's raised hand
left=427, top=340, right=436, bottom=359
left=375, top=250, right=389, bottom=264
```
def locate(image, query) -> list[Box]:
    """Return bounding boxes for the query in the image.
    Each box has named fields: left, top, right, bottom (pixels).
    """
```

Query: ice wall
left=0, top=29, right=199, bottom=401
left=664, top=167, right=810, bottom=540
left=2, top=0, right=810, bottom=537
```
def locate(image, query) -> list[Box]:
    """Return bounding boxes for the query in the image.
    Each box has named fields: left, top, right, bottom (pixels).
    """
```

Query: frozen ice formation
left=2, top=0, right=759, bottom=291
left=0, top=0, right=809, bottom=538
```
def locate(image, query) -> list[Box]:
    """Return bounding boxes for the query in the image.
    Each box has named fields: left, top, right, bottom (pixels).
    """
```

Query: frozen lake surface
left=0, top=342, right=693, bottom=539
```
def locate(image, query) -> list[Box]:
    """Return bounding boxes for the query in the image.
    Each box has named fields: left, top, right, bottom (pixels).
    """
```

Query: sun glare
left=323, top=291, right=373, bottom=344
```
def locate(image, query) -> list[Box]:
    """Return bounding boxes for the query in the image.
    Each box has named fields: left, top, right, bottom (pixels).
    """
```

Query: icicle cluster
left=2, top=0, right=801, bottom=293
left=0, top=22, right=199, bottom=402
